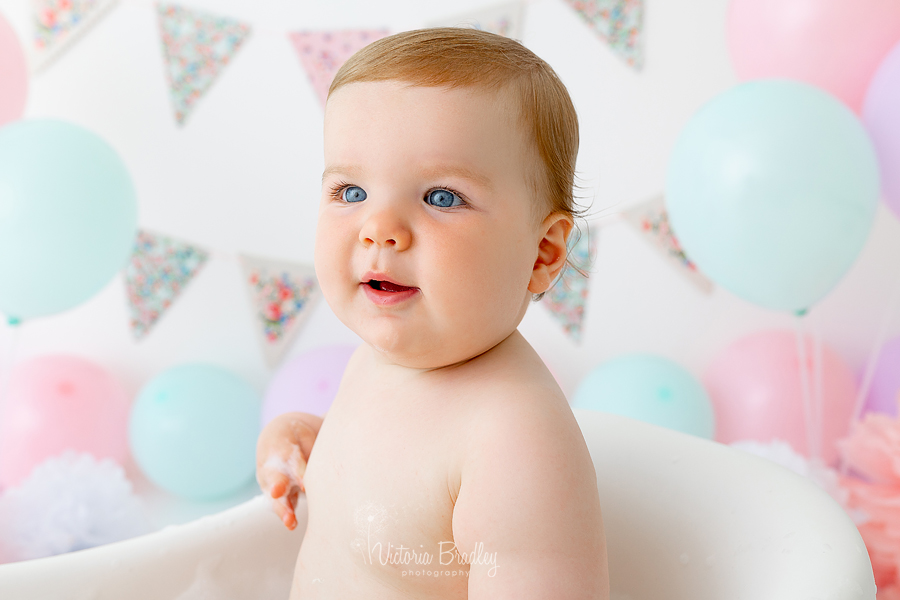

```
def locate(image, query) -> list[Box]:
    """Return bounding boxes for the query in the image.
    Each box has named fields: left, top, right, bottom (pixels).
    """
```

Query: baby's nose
left=359, top=209, right=411, bottom=250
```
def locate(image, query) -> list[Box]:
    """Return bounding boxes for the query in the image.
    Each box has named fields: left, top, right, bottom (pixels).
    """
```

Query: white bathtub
left=0, top=409, right=876, bottom=600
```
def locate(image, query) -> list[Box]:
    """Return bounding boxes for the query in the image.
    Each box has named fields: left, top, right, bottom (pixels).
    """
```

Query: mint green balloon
left=0, top=120, right=138, bottom=322
left=666, top=80, right=879, bottom=314
left=572, top=354, right=715, bottom=439
left=130, top=364, right=261, bottom=501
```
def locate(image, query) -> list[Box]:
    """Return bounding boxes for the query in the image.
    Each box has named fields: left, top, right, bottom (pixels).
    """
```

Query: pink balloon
left=0, top=356, right=131, bottom=488
left=261, top=345, right=357, bottom=427
left=863, top=40, right=900, bottom=220
left=727, top=0, right=900, bottom=113
left=704, top=330, right=856, bottom=465
left=0, top=12, right=28, bottom=126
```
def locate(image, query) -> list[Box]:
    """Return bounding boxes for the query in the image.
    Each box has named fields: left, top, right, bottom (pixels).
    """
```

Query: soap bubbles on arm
left=256, top=412, right=324, bottom=530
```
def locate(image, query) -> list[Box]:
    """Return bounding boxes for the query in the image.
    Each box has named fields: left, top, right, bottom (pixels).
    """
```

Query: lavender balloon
left=261, top=345, right=357, bottom=426
left=862, top=335, right=900, bottom=419
left=863, top=39, right=900, bottom=219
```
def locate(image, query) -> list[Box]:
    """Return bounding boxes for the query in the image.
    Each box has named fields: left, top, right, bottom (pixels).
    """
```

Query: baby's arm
left=452, top=394, right=609, bottom=599
left=256, top=411, right=324, bottom=530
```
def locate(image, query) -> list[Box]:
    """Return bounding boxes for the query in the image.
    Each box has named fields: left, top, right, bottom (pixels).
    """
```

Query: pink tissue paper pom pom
left=839, top=412, right=900, bottom=485
left=838, top=408, right=900, bottom=595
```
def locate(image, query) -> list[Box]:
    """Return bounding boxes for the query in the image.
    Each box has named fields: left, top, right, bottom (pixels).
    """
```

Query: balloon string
left=840, top=267, right=900, bottom=476
left=811, top=311, right=824, bottom=465
left=793, top=314, right=816, bottom=462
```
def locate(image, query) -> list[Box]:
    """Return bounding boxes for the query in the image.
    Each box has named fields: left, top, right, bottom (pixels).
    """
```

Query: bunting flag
left=156, top=3, right=251, bottom=126
left=428, top=1, right=526, bottom=39
left=31, top=0, right=118, bottom=71
left=239, top=255, right=320, bottom=367
left=620, top=195, right=713, bottom=294
left=124, top=230, right=209, bottom=340
left=288, top=29, right=389, bottom=108
left=563, top=0, right=644, bottom=70
left=541, top=228, right=597, bottom=343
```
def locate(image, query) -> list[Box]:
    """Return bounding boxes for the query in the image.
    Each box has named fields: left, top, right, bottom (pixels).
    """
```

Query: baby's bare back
left=290, top=331, right=607, bottom=599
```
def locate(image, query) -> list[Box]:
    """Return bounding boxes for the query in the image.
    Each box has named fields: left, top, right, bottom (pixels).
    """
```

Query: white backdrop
left=1, top=0, right=898, bottom=519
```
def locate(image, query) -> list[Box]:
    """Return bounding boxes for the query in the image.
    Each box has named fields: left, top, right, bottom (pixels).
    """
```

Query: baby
left=256, top=27, right=609, bottom=599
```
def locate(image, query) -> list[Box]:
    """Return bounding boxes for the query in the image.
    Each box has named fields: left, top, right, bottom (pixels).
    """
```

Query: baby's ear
left=528, top=213, right=573, bottom=294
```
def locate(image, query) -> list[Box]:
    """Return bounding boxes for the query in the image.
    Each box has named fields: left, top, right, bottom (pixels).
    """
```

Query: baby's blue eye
left=342, top=186, right=367, bottom=203
left=426, top=189, right=463, bottom=208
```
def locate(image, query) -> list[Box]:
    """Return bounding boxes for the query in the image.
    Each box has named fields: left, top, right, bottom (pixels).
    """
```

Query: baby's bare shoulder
left=461, top=376, right=590, bottom=483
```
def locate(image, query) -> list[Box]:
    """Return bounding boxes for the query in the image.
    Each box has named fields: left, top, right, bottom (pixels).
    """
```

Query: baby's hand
left=256, top=412, right=323, bottom=531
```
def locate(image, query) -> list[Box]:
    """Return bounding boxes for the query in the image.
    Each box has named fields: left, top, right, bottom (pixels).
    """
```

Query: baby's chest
left=304, top=406, right=462, bottom=567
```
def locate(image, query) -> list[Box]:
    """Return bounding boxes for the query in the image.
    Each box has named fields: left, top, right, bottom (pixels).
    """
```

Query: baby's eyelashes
left=342, top=185, right=367, bottom=203
left=425, top=188, right=465, bottom=208
left=327, top=182, right=468, bottom=209
left=327, top=181, right=366, bottom=203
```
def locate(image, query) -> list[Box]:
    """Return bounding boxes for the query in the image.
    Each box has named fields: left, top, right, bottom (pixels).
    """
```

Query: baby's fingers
left=257, top=469, right=287, bottom=499
left=269, top=474, right=288, bottom=498
left=270, top=487, right=300, bottom=530
left=263, top=471, right=304, bottom=530
left=270, top=495, right=296, bottom=529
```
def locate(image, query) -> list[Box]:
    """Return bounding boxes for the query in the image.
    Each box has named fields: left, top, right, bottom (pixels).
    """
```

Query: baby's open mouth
left=366, top=280, right=417, bottom=293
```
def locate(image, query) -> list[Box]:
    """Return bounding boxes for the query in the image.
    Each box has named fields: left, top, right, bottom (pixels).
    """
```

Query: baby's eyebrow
left=322, top=164, right=361, bottom=183
left=418, top=165, right=493, bottom=190
left=321, top=164, right=492, bottom=190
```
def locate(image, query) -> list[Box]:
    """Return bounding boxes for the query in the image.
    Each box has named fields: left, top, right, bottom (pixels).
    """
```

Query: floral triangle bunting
left=563, top=0, right=644, bottom=70
left=124, top=230, right=209, bottom=340
left=239, top=255, right=321, bottom=367
left=541, top=228, right=597, bottom=343
left=428, top=1, right=526, bottom=39
left=156, top=3, right=251, bottom=126
left=621, top=195, right=713, bottom=294
left=31, top=0, right=118, bottom=71
left=288, top=29, right=389, bottom=109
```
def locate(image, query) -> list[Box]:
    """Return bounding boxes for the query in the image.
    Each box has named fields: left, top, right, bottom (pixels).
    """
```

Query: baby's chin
left=377, top=352, right=472, bottom=372
left=363, top=330, right=513, bottom=372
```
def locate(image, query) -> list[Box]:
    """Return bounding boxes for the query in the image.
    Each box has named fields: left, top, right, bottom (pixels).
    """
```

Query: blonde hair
left=328, top=27, right=588, bottom=298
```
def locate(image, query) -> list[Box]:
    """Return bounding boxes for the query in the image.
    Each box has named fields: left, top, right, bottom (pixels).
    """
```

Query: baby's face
left=316, top=81, right=544, bottom=369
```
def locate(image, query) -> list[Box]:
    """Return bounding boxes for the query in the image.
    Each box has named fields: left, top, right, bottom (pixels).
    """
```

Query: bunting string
left=840, top=264, right=900, bottom=475
left=12, top=0, right=656, bottom=352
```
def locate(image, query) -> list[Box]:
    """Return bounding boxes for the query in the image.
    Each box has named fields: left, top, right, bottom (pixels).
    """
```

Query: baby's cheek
left=314, top=222, right=348, bottom=284
left=316, top=264, right=349, bottom=311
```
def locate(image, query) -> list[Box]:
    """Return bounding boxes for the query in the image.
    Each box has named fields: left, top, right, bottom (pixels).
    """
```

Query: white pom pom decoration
left=0, top=451, right=151, bottom=562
